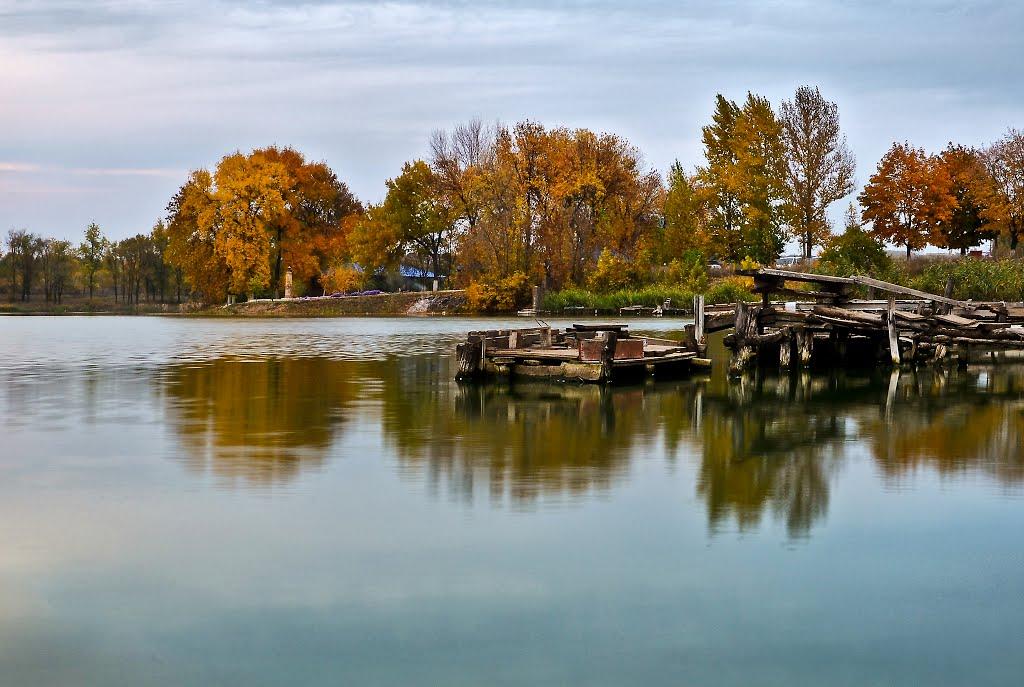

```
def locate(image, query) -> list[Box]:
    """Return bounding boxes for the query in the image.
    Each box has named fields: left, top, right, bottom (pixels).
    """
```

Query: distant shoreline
left=0, top=290, right=469, bottom=318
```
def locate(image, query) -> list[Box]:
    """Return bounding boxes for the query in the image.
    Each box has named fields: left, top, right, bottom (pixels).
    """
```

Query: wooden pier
left=724, top=268, right=1024, bottom=375
left=456, top=322, right=711, bottom=384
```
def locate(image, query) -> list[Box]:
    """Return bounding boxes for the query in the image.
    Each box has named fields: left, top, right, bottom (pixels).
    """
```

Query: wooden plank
left=853, top=275, right=967, bottom=307
left=705, top=312, right=736, bottom=333
left=934, top=313, right=979, bottom=328
left=894, top=309, right=927, bottom=322
left=739, top=268, right=856, bottom=285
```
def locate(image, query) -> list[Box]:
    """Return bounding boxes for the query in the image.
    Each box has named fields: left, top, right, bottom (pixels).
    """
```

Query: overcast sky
left=1, top=0, right=1021, bottom=242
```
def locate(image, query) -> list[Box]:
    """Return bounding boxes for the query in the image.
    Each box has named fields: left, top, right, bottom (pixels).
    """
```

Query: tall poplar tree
left=780, top=86, right=856, bottom=259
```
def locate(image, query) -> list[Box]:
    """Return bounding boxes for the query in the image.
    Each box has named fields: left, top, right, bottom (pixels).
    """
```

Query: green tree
left=818, top=204, right=891, bottom=276
left=662, top=161, right=709, bottom=258
left=78, top=222, right=107, bottom=301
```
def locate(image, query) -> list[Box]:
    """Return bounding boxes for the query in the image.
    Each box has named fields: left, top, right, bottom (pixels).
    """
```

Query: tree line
left=4, top=85, right=1024, bottom=305
left=3, top=222, right=183, bottom=305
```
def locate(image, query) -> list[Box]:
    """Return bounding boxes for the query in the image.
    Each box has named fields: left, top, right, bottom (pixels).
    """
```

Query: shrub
left=587, top=249, right=643, bottom=292
left=704, top=276, right=756, bottom=304
left=320, top=265, right=364, bottom=295
left=465, top=272, right=532, bottom=312
left=816, top=224, right=892, bottom=279
left=663, top=250, right=709, bottom=292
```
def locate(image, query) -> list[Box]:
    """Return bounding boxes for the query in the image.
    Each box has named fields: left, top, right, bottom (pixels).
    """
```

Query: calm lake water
left=2, top=315, right=1023, bottom=686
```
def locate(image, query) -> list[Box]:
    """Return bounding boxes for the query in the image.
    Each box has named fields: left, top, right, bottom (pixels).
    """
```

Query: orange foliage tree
left=165, top=147, right=361, bottom=302
left=858, top=142, right=955, bottom=259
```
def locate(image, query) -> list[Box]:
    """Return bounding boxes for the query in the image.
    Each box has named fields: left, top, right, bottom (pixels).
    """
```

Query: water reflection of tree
left=162, top=358, right=357, bottom=486
left=866, top=367, right=1024, bottom=485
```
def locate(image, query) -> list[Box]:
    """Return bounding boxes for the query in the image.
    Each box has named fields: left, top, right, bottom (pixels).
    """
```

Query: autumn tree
left=165, top=147, right=361, bottom=303
left=440, top=120, right=660, bottom=289
left=934, top=145, right=997, bottom=254
left=256, top=147, right=361, bottom=297
left=78, top=222, right=107, bottom=301
left=984, top=129, right=1024, bottom=256
left=165, top=169, right=229, bottom=303
left=780, top=86, right=856, bottom=259
left=430, top=119, right=493, bottom=234
left=859, top=142, right=955, bottom=259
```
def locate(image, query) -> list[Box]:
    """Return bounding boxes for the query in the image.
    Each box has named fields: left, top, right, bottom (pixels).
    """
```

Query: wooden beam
left=853, top=275, right=967, bottom=308
left=738, top=268, right=856, bottom=285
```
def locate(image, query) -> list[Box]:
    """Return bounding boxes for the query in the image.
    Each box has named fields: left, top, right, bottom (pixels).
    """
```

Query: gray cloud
left=1, top=0, right=1021, bottom=239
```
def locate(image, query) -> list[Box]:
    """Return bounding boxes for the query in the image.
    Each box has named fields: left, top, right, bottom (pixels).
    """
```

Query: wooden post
left=693, top=294, right=706, bottom=357
left=729, top=302, right=759, bottom=375
left=940, top=277, right=955, bottom=315
left=887, top=297, right=901, bottom=365
left=600, top=331, right=618, bottom=382
left=779, top=328, right=793, bottom=369
left=284, top=267, right=293, bottom=299
left=455, top=338, right=482, bottom=380
left=532, top=285, right=543, bottom=312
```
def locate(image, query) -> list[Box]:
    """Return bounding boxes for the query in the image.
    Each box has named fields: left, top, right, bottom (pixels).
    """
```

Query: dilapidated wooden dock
left=724, top=268, right=1024, bottom=374
left=456, top=323, right=711, bottom=383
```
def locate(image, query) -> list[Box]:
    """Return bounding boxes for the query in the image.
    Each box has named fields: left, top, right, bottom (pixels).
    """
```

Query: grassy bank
left=543, top=277, right=756, bottom=313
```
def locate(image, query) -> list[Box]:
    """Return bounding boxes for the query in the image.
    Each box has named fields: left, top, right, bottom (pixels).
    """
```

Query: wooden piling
left=887, top=297, right=901, bottom=365
left=693, top=294, right=707, bottom=357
